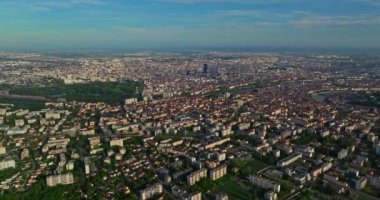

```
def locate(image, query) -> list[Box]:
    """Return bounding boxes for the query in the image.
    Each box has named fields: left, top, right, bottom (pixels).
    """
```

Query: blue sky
left=0, top=0, right=380, bottom=50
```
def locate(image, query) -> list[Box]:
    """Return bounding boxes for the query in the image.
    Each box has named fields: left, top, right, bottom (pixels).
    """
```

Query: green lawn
left=362, top=186, right=380, bottom=198
left=213, top=179, right=257, bottom=200
left=232, top=159, right=269, bottom=177
left=0, top=167, right=20, bottom=182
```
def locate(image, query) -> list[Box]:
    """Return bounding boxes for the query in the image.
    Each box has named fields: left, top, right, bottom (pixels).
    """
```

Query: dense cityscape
left=0, top=52, right=379, bottom=200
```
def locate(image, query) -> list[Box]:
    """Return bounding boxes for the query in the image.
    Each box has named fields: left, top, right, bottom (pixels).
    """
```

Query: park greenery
left=0, top=97, right=46, bottom=111
left=0, top=80, right=142, bottom=107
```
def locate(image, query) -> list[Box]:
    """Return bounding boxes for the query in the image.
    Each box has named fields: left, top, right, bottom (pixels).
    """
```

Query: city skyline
left=1, top=0, right=380, bottom=50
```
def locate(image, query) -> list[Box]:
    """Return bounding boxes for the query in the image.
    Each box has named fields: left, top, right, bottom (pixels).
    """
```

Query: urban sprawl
left=0, top=52, right=379, bottom=200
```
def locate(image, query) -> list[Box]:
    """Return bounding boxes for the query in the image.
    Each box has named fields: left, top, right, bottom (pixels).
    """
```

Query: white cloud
left=212, top=8, right=380, bottom=27
left=161, top=0, right=290, bottom=4
left=290, top=14, right=380, bottom=26
left=1, top=0, right=104, bottom=12
left=349, top=0, right=380, bottom=6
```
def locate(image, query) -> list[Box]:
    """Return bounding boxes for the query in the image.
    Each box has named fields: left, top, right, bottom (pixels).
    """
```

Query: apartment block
left=209, top=165, right=227, bottom=181
left=187, top=169, right=207, bottom=186
left=46, top=173, right=74, bottom=187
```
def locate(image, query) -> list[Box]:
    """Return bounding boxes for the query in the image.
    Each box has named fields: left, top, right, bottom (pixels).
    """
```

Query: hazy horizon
left=1, top=47, right=380, bottom=57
